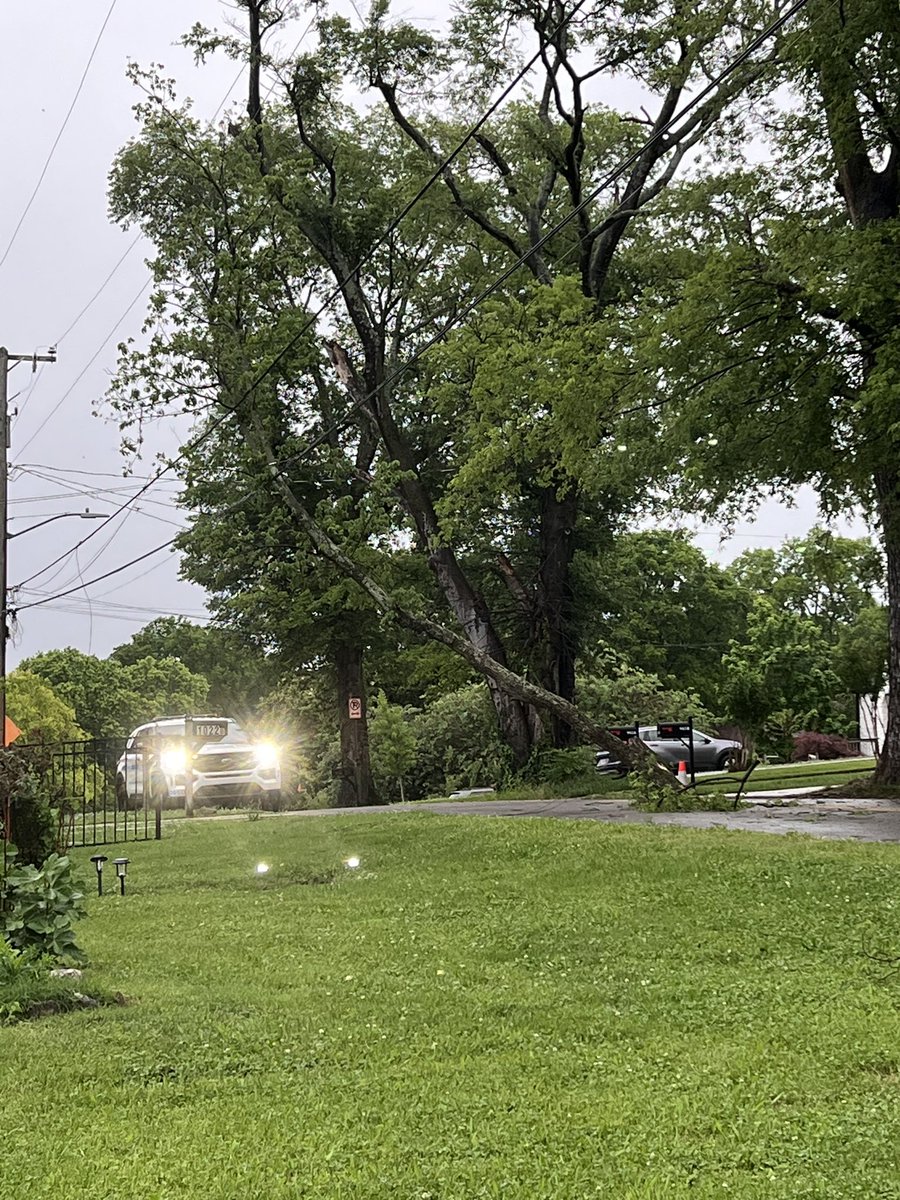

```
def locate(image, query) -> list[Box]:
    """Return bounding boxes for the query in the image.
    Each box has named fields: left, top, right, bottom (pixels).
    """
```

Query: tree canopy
left=20, top=649, right=209, bottom=740
left=97, top=0, right=900, bottom=785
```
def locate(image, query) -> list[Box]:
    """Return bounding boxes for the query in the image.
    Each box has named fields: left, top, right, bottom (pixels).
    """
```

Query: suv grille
left=194, top=750, right=256, bottom=773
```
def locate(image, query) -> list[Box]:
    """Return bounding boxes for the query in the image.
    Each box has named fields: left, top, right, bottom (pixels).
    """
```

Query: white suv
left=115, top=717, right=282, bottom=810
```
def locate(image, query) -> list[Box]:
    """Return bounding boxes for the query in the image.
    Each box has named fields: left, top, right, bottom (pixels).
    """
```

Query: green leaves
left=2, top=853, right=87, bottom=964
left=20, top=648, right=209, bottom=740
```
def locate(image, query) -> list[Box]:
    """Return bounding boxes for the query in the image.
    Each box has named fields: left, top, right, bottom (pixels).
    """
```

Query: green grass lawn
left=418, top=758, right=882, bottom=806
left=703, top=758, right=879, bottom=795
left=4, top=814, right=900, bottom=1198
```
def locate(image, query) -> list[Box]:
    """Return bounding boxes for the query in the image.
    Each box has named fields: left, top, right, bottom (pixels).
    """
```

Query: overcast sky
left=0, top=1, right=869, bottom=667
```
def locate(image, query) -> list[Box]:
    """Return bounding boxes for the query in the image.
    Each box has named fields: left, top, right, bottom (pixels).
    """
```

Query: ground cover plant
left=3, top=815, right=900, bottom=1197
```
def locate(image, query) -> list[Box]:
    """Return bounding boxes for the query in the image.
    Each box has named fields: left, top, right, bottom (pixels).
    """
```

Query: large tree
left=582, top=529, right=751, bottom=710
left=627, top=0, right=900, bottom=775
left=111, top=617, right=274, bottom=720
left=728, top=528, right=883, bottom=635
left=108, top=0, right=791, bottom=773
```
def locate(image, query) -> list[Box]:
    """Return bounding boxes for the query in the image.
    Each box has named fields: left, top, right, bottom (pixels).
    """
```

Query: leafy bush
left=409, top=684, right=513, bottom=799
left=790, top=731, right=856, bottom=762
left=628, top=767, right=735, bottom=812
left=2, top=853, right=87, bottom=963
left=577, top=656, right=714, bottom=728
left=523, top=746, right=597, bottom=785
left=627, top=763, right=678, bottom=811
left=0, top=941, right=54, bottom=1022
left=369, top=690, right=417, bottom=802
left=8, top=769, right=56, bottom=867
left=763, top=708, right=818, bottom=760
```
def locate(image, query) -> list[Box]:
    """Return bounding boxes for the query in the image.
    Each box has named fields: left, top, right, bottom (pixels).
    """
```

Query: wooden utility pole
left=0, top=346, right=57, bottom=746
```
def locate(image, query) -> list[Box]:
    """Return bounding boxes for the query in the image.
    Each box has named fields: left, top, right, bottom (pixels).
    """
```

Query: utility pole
left=0, top=346, right=57, bottom=748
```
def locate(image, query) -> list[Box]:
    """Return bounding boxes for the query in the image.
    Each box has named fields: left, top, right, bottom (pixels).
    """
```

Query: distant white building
left=858, top=692, right=887, bottom=756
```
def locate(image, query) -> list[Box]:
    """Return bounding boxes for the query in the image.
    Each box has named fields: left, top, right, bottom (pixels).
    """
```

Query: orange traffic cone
left=677, top=760, right=689, bottom=784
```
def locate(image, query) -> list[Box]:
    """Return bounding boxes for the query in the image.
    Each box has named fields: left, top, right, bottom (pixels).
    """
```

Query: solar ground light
left=112, top=858, right=130, bottom=896
left=89, top=854, right=108, bottom=896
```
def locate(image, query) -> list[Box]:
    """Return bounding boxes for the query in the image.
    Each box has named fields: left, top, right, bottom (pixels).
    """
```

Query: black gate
left=16, top=738, right=161, bottom=849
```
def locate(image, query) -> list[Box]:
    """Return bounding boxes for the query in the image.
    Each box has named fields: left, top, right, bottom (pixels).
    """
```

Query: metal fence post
left=141, top=744, right=151, bottom=832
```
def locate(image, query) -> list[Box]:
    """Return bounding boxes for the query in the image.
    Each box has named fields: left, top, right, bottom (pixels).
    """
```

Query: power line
left=0, top=0, right=120, bottom=272
left=14, top=0, right=815, bottom=617
left=14, top=278, right=152, bottom=459
left=7, top=12, right=318, bottom=446
left=16, top=463, right=173, bottom=481
left=30, top=13, right=318, bottom=357
left=53, top=235, right=143, bottom=346
left=13, top=0, right=588, bottom=591
left=17, top=538, right=175, bottom=610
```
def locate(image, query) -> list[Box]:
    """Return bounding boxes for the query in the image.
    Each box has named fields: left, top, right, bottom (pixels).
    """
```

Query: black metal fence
left=14, top=738, right=161, bottom=849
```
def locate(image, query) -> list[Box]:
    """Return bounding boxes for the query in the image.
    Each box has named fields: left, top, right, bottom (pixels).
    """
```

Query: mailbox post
left=656, top=717, right=695, bottom=785
left=183, top=717, right=229, bottom=817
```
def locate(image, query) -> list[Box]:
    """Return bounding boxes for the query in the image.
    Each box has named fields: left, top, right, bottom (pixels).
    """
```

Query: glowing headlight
left=160, top=745, right=188, bottom=774
left=255, top=742, right=279, bottom=771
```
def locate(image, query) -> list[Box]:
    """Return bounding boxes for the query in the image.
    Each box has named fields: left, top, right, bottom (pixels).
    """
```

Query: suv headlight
left=255, top=742, right=279, bottom=771
left=160, top=746, right=188, bottom=775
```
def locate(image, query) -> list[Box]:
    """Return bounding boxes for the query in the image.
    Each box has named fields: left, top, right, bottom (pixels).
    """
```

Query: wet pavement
left=400, top=796, right=900, bottom=842
left=281, top=794, right=900, bottom=843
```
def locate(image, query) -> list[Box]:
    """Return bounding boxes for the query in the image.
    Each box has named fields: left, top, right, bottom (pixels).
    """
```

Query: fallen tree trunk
left=251, top=426, right=679, bottom=789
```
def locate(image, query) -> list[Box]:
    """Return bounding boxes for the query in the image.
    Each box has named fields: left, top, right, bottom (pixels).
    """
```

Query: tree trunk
left=536, top=484, right=578, bottom=747
left=874, top=468, right=900, bottom=783
left=814, top=30, right=899, bottom=780
left=327, top=343, right=539, bottom=767
left=333, top=639, right=378, bottom=806
left=260, top=454, right=679, bottom=788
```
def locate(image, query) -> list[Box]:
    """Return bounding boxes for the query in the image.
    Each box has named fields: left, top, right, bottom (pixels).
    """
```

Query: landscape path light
left=89, top=854, right=108, bottom=896
left=113, top=857, right=130, bottom=896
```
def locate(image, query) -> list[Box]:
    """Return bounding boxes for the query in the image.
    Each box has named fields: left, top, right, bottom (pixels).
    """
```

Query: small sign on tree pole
left=348, top=698, right=362, bottom=720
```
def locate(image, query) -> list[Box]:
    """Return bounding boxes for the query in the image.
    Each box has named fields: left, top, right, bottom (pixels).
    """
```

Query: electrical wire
left=49, top=16, right=316, bottom=349
left=52, top=235, right=143, bottom=347
left=8, top=14, right=319, bottom=439
left=13, top=0, right=816, bottom=617
left=16, top=464, right=171, bottom=480
left=0, top=0, right=120, bottom=272
left=13, top=0, right=589, bottom=592
left=14, top=279, right=152, bottom=459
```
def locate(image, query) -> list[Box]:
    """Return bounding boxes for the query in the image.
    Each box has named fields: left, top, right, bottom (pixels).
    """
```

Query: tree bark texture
left=333, top=639, right=378, bottom=806
left=874, top=469, right=900, bottom=783
left=537, top=484, right=579, bottom=747
left=326, top=343, right=539, bottom=766
left=254, top=436, right=678, bottom=788
left=816, top=15, right=900, bottom=780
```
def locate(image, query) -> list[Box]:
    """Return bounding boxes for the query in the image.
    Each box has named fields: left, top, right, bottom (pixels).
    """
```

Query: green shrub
left=523, top=745, right=597, bottom=785
left=8, top=769, right=56, bottom=867
left=628, top=767, right=736, bottom=812
left=409, top=684, right=513, bottom=799
left=2, top=853, right=87, bottom=963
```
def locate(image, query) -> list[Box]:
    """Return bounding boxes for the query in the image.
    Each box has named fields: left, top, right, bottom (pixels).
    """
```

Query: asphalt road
left=285, top=795, right=900, bottom=843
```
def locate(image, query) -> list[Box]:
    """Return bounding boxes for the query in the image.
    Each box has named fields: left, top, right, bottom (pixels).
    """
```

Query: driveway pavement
left=283, top=794, right=900, bottom=843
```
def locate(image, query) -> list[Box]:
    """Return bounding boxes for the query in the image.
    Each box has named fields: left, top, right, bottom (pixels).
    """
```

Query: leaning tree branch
left=246, top=419, right=680, bottom=786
